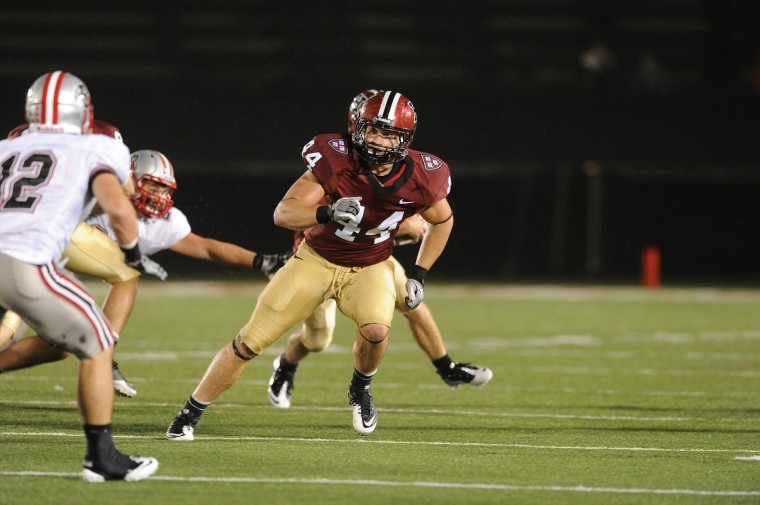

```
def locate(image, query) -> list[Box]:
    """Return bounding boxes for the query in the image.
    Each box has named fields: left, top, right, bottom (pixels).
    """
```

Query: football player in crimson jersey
left=0, top=148, right=290, bottom=397
left=0, top=70, right=158, bottom=481
left=266, top=90, right=492, bottom=409
left=167, top=90, right=454, bottom=438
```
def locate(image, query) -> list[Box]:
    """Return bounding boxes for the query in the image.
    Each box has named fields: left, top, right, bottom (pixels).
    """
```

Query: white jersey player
left=0, top=70, right=158, bottom=482
left=86, top=148, right=291, bottom=273
left=87, top=206, right=192, bottom=258
left=0, top=148, right=290, bottom=398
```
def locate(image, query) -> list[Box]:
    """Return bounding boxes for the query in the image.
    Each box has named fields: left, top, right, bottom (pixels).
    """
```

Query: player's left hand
left=404, top=278, right=424, bottom=309
left=139, top=254, right=168, bottom=281
left=394, top=214, right=428, bottom=246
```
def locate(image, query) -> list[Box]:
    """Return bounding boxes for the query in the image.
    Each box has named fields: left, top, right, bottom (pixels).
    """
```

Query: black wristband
left=120, top=243, right=141, bottom=265
left=316, top=205, right=331, bottom=224
left=252, top=254, right=262, bottom=270
left=409, top=265, right=428, bottom=284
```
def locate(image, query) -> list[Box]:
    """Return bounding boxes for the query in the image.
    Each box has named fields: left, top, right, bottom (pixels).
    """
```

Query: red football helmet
left=130, top=149, right=177, bottom=219
left=347, top=89, right=380, bottom=135
left=352, top=90, right=417, bottom=166
left=92, top=120, right=123, bottom=143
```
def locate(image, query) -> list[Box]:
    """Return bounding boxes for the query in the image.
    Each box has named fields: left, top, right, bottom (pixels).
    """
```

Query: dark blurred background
left=2, top=0, right=759, bottom=284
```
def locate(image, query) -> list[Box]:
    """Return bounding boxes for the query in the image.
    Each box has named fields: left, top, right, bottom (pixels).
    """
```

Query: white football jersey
left=0, top=132, right=130, bottom=264
left=86, top=207, right=191, bottom=256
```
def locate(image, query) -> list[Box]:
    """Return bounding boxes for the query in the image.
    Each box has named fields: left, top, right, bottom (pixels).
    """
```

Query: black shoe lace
left=438, top=362, right=475, bottom=383
left=360, top=390, right=375, bottom=420
left=349, top=386, right=375, bottom=421
left=271, top=367, right=295, bottom=394
left=175, top=411, right=199, bottom=429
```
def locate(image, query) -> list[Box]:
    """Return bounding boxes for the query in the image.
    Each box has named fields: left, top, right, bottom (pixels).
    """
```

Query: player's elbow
left=273, top=205, right=298, bottom=230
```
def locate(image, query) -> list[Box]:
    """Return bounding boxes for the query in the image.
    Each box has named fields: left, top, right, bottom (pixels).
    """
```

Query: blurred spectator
left=631, top=54, right=674, bottom=95
left=579, top=41, right=618, bottom=88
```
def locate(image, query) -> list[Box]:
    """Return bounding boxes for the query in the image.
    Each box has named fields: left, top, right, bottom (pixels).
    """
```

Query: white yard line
left=0, top=471, right=759, bottom=496
left=1, top=398, right=757, bottom=423
left=3, top=374, right=757, bottom=400
left=1, top=431, right=758, bottom=454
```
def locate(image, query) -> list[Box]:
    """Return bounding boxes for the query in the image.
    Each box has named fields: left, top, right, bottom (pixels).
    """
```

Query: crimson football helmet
left=347, top=89, right=381, bottom=134
left=352, top=90, right=417, bottom=166
left=25, top=70, right=93, bottom=134
left=92, top=120, right=123, bottom=143
left=130, top=150, right=177, bottom=219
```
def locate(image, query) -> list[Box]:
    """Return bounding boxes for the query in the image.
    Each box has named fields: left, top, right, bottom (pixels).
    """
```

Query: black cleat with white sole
left=438, top=362, right=493, bottom=388
left=166, top=410, right=199, bottom=441
left=348, top=384, right=377, bottom=435
left=82, top=452, right=158, bottom=482
left=267, top=355, right=296, bottom=408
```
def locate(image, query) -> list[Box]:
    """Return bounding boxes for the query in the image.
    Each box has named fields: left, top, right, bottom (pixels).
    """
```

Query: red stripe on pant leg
left=38, top=264, right=115, bottom=352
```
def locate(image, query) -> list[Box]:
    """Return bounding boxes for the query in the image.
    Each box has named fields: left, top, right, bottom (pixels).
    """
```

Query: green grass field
left=1, top=281, right=759, bottom=504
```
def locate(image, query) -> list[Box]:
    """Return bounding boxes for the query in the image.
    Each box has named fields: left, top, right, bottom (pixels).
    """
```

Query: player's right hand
left=327, top=197, right=362, bottom=224
left=256, top=251, right=293, bottom=280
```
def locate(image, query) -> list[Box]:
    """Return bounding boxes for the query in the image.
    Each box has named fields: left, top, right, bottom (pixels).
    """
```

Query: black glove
left=121, top=241, right=168, bottom=280
left=120, top=241, right=142, bottom=269
left=253, top=251, right=293, bottom=279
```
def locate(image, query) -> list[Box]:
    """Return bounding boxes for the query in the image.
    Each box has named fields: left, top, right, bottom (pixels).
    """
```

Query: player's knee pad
left=359, top=323, right=389, bottom=345
left=232, top=334, right=257, bottom=361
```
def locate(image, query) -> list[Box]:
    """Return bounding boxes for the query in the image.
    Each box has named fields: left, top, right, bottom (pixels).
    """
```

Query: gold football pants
left=239, top=242, right=396, bottom=355
left=63, top=223, right=140, bottom=283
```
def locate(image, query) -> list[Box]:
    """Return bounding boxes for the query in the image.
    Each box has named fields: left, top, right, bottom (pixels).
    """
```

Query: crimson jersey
left=301, top=133, right=451, bottom=267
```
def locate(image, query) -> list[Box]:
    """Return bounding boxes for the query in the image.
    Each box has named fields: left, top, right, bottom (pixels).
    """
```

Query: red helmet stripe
left=51, top=71, right=67, bottom=124
left=156, top=151, right=173, bottom=176
left=41, top=71, right=66, bottom=125
left=40, top=72, right=55, bottom=124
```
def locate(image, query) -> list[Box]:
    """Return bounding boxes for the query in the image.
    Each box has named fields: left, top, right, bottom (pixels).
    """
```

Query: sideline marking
left=1, top=431, right=758, bottom=454
left=0, top=471, right=759, bottom=496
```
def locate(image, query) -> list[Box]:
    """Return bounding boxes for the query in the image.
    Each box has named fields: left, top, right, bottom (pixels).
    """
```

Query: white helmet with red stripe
left=25, top=70, right=93, bottom=134
left=347, top=89, right=381, bottom=135
left=130, top=150, right=177, bottom=219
